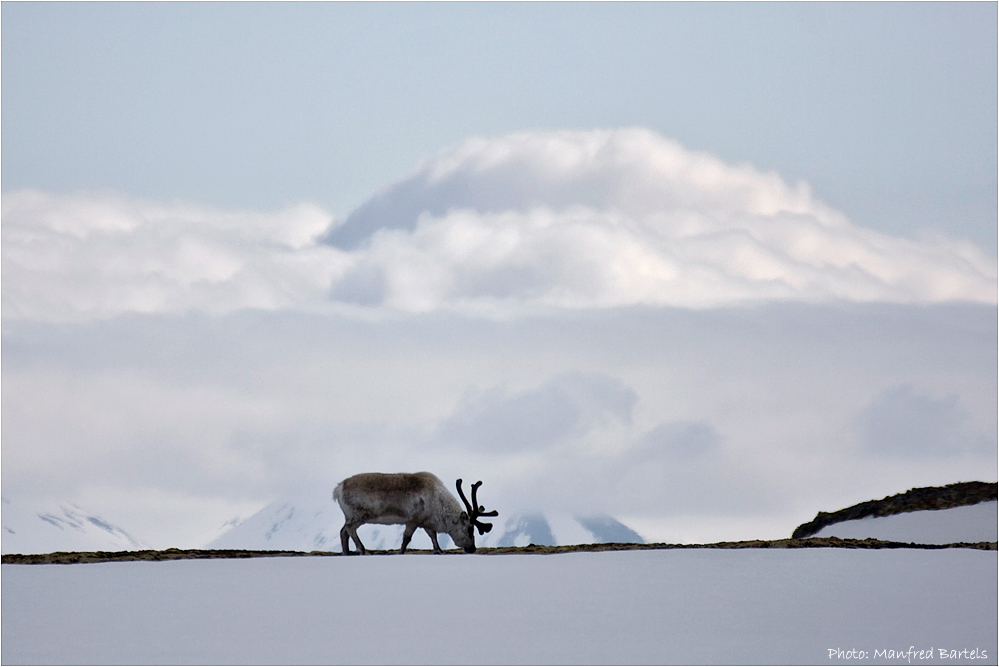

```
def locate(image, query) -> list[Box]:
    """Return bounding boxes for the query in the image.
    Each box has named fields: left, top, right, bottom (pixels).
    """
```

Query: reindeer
left=332, top=472, right=499, bottom=554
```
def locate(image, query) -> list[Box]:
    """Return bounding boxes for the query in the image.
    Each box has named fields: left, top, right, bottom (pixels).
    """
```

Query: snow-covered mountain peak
left=1, top=497, right=148, bottom=555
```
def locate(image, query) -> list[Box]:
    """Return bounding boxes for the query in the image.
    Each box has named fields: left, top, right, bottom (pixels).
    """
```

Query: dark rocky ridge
left=3, top=537, right=996, bottom=565
left=791, top=481, right=997, bottom=539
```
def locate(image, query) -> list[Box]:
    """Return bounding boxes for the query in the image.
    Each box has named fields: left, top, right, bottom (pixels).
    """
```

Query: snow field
left=812, top=501, right=998, bottom=544
left=2, top=548, right=996, bottom=665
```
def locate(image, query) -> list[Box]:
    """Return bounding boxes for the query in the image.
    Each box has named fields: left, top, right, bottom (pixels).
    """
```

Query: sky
left=2, top=2, right=997, bottom=549
left=3, top=2, right=996, bottom=250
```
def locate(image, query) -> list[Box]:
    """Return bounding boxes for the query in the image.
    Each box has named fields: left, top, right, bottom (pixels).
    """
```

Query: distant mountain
left=792, top=481, right=998, bottom=542
left=1, top=497, right=148, bottom=555
left=207, top=495, right=645, bottom=552
left=206, top=496, right=343, bottom=552
left=481, top=512, right=645, bottom=548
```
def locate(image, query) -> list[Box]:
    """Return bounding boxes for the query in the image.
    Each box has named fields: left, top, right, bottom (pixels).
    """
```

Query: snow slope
left=3, top=549, right=995, bottom=665
left=1, top=498, right=147, bottom=555
left=207, top=497, right=341, bottom=552
left=812, top=500, right=998, bottom=544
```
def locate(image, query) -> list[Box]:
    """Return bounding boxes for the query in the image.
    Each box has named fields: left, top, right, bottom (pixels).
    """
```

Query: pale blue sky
left=3, top=2, right=996, bottom=252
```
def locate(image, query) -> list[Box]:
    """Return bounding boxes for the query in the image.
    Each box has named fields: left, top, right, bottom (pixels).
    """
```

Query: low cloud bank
left=438, top=372, right=637, bottom=453
left=3, top=129, right=995, bottom=322
left=3, top=305, right=995, bottom=546
left=858, top=384, right=995, bottom=458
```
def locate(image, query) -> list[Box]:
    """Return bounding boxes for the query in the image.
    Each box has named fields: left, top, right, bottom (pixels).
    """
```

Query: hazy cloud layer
left=4, top=129, right=995, bottom=323
left=635, top=421, right=721, bottom=462
left=858, top=384, right=995, bottom=458
left=438, top=372, right=637, bottom=452
left=3, top=305, right=994, bottom=546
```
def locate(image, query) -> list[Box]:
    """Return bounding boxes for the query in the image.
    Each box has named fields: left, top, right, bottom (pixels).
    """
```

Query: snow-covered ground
left=813, top=501, right=998, bottom=544
left=4, top=500, right=997, bottom=664
left=3, top=548, right=996, bottom=665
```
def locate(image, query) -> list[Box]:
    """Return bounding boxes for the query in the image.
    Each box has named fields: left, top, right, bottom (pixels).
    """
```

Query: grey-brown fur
left=333, top=472, right=496, bottom=554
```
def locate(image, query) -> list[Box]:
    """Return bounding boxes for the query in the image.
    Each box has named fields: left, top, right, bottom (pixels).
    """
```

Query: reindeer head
left=453, top=478, right=499, bottom=553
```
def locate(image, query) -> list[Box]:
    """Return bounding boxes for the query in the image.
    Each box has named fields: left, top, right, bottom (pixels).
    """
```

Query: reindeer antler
left=456, top=478, right=473, bottom=514
left=469, top=481, right=499, bottom=534
left=470, top=481, right=499, bottom=517
left=456, top=478, right=499, bottom=535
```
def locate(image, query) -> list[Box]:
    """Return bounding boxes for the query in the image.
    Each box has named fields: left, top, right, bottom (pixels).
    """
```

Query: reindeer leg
left=345, top=523, right=366, bottom=555
left=425, top=526, right=442, bottom=554
left=400, top=523, right=417, bottom=554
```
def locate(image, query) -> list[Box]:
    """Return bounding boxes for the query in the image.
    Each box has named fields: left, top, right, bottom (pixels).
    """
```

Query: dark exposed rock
left=791, top=481, right=997, bottom=539
left=0, top=547, right=332, bottom=565
left=3, top=537, right=995, bottom=565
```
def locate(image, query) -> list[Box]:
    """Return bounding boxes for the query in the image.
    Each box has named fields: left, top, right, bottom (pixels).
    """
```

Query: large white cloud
left=3, top=129, right=995, bottom=322
left=326, top=128, right=996, bottom=311
left=1, top=190, right=348, bottom=322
